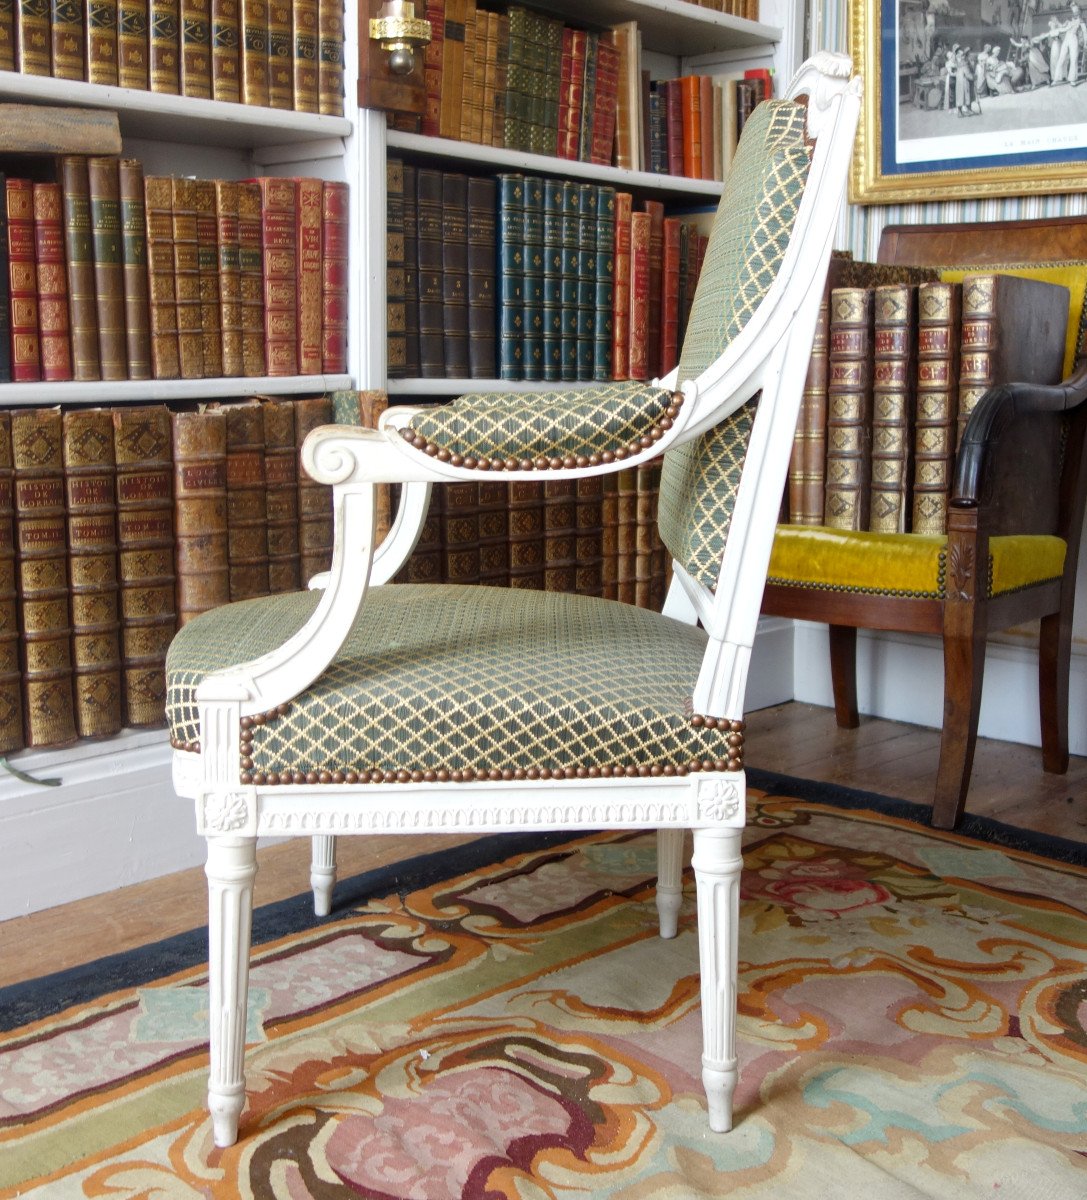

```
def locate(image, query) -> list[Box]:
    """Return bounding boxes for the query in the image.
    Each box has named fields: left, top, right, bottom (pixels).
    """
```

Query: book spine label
left=33, top=182, right=73, bottom=383
left=180, top=0, right=212, bottom=97
left=6, top=178, right=40, bottom=383
left=118, top=0, right=149, bottom=88
left=149, top=0, right=181, bottom=93
left=211, top=0, right=241, bottom=101
left=85, top=0, right=119, bottom=85
left=87, top=156, right=128, bottom=382
left=294, top=175, right=322, bottom=374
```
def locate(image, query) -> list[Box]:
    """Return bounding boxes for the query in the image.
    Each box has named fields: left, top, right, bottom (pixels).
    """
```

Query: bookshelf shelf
left=0, top=374, right=352, bottom=407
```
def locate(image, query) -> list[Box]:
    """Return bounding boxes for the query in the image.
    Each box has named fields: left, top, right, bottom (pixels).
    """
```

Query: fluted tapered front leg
left=311, top=835, right=337, bottom=916
left=205, top=835, right=258, bottom=1148
left=655, top=828, right=685, bottom=938
left=692, top=827, right=743, bottom=1132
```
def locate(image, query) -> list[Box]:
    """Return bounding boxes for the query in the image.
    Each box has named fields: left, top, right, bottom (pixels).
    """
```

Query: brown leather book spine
left=415, top=164, right=443, bottom=378
left=600, top=471, right=618, bottom=600
left=112, top=405, right=175, bottom=727
left=316, top=0, right=343, bottom=116
left=641, top=198, right=663, bottom=380
left=591, top=39, right=621, bottom=167
left=237, top=180, right=266, bottom=376
left=143, top=174, right=180, bottom=379
left=869, top=283, right=917, bottom=534
left=386, top=157, right=407, bottom=379
left=788, top=292, right=829, bottom=526
left=118, top=158, right=151, bottom=381
left=396, top=485, right=443, bottom=584
left=611, top=190, right=631, bottom=382
left=214, top=179, right=243, bottom=376
left=194, top=178, right=224, bottom=378
left=467, top=173, right=495, bottom=379
left=149, top=0, right=180, bottom=93
left=170, top=175, right=205, bottom=379
left=614, top=466, right=637, bottom=604
left=438, top=0, right=465, bottom=141
left=62, top=408, right=123, bottom=740
left=87, top=156, right=127, bottom=382
left=290, top=0, right=317, bottom=112
left=634, top=461, right=660, bottom=608
left=7, top=178, right=40, bottom=383
left=12, top=408, right=77, bottom=748
left=823, top=286, right=874, bottom=531
left=117, top=0, right=149, bottom=88
left=421, top=0, right=444, bottom=137
left=172, top=407, right=228, bottom=624
left=60, top=156, right=101, bottom=382
left=912, top=281, right=962, bottom=535
left=506, top=479, right=544, bottom=590
left=211, top=0, right=240, bottom=101
left=628, top=209, right=650, bottom=381
left=442, top=480, right=480, bottom=585
left=658, top=215, right=680, bottom=376
left=180, top=0, right=212, bottom=97
left=260, top=395, right=300, bottom=592
left=51, top=0, right=85, bottom=79
left=85, top=0, right=119, bottom=85
left=33, top=182, right=74, bottom=383
left=0, top=1, right=14, bottom=71
left=293, top=175, right=322, bottom=375
left=542, top=477, right=576, bottom=593
left=266, top=0, right=293, bottom=109
left=0, top=414, right=23, bottom=754
left=238, top=0, right=268, bottom=105
left=321, top=179, right=348, bottom=374
left=441, top=170, right=469, bottom=377
left=222, top=400, right=269, bottom=599
left=16, top=0, right=51, bottom=75
left=575, top=473, right=603, bottom=597
left=294, top=394, right=333, bottom=582
left=476, top=477, right=508, bottom=587
left=254, top=175, right=298, bottom=376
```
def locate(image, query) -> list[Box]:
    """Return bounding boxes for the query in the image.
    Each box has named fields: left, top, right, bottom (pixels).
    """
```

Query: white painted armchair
left=167, top=53, right=861, bottom=1148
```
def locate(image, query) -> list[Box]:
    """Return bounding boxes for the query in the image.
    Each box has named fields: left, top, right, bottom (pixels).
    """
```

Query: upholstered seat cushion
left=769, top=525, right=1067, bottom=598
left=166, top=585, right=743, bottom=781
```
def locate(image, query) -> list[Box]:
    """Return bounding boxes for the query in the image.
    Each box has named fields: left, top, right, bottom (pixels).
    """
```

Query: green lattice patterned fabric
left=167, top=585, right=740, bottom=778
left=406, top=381, right=672, bottom=461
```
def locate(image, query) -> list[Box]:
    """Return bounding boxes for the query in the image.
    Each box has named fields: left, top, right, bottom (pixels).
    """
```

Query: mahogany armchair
left=165, top=53, right=862, bottom=1148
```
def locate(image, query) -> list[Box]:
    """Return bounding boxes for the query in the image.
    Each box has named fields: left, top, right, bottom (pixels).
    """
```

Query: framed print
left=851, top=0, right=1087, bottom=203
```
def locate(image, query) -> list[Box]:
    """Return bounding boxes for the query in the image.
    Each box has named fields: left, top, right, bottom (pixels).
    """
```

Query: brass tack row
left=403, top=391, right=684, bottom=471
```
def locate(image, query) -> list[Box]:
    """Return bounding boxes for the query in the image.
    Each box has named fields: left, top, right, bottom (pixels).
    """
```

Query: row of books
left=0, top=0, right=345, bottom=115
left=419, top=3, right=765, bottom=179
left=386, top=160, right=709, bottom=384
left=785, top=261, right=1071, bottom=535
left=0, top=393, right=338, bottom=753
left=0, top=160, right=348, bottom=385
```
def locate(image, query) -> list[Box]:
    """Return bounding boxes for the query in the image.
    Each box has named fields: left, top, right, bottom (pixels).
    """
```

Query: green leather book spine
left=594, top=184, right=615, bottom=382
left=503, top=6, right=530, bottom=152
left=497, top=171, right=525, bottom=381
left=466, top=173, right=496, bottom=379
left=540, top=12, right=563, bottom=157
left=559, top=178, right=579, bottom=382
left=576, top=181, right=597, bottom=380
left=521, top=174, right=544, bottom=382
left=541, top=177, right=563, bottom=382
left=577, top=31, right=598, bottom=163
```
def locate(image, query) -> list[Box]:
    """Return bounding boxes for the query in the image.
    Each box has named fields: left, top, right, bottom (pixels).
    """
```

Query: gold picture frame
left=850, top=0, right=1087, bottom=204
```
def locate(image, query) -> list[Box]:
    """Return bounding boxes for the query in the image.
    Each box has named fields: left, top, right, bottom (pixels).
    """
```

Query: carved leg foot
left=656, top=828, right=685, bottom=938
left=692, top=827, right=743, bottom=1133
left=311, top=834, right=337, bottom=917
left=206, top=835, right=258, bottom=1148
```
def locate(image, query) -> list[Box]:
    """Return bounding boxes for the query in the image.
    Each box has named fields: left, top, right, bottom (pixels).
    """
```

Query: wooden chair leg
left=1039, top=610, right=1071, bottom=774
left=692, top=827, right=742, bottom=1133
left=205, top=835, right=258, bottom=1148
left=311, top=835, right=337, bottom=916
left=933, top=622, right=986, bottom=830
left=656, top=828, right=685, bottom=939
left=828, top=624, right=860, bottom=728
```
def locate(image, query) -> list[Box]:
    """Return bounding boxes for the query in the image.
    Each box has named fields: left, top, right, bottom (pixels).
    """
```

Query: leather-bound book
left=385, top=158, right=407, bottom=379
left=172, top=407, right=228, bottom=624
left=541, top=176, right=563, bottom=381
left=958, top=272, right=1068, bottom=445
left=236, top=180, right=265, bottom=375
left=614, top=466, right=637, bottom=604
left=575, top=181, right=596, bottom=380
left=16, top=0, right=51, bottom=75
left=506, top=479, right=544, bottom=589
left=495, top=171, right=524, bottom=381
left=662, top=78, right=683, bottom=177
left=253, top=175, right=297, bottom=376
left=400, top=165, right=419, bottom=377
left=441, top=171, right=470, bottom=377
left=518, top=173, right=541, bottom=381
left=0, top=5, right=12, bottom=70
left=912, top=281, right=962, bottom=535
left=60, top=156, right=101, bottom=381
left=180, top=0, right=212, bottom=97
left=87, top=156, right=127, bottom=382
left=823, top=286, right=874, bottom=531
left=112, top=404, right=175, bottom=727
left=290, top=0, right=317, bottom=112
left=600, top=471, right=618, bottom=600
left=149, top=0, right=180, bottom=94
left=6, top=178, right=40, bottom=383
left=442, top=481, right=480, bottom=585
left=51, top=0, right=85, bottom=78
left=607, top=21, right=641, bottom=171
left=0, top=414, right=23, bottom=754
left=266, top=0, right=294, bottom=109
left=63, top=409, right=122, bottom=739
left=641, top=199, right=663, bottom=379
left=294, top=394, right=333, bottom=582
left=560, top=27, right=583, bottom=161
left=628, top=209, right=650, bottom=381
left=590, top=37, right=619, bottom=167
left=575, top=473, right=603, bottom=597
left=118, top=0, right=149, bottom=88
left=85, top=0, right=119, bottom=85
left=477, top=478, right=508, bottom=587
left=118, top=158, right=151, bottom=380
left=316, top=0, right=343, bottom=116
left=0, top=172, right=8, bottom=383
left=12, top=408, right=77, bottom=748
left=438, top=0, right=466, bottom=141
left=611, top=190, right=632, bottom=382
left=594, top=184, right=615, bottom=382
left=543, top=477, right=577, bottom=593
left=634, top=461, right=660, bottom=607
left=211, top=0, right=240, bottom=101
left=221, top=400, right=269, bottom=599
left=170, top=175, right=205, bottom=379
left=396, top=485, right=443, bottom=584
left=491, top=9, right=508, bottom=147
left=467, top=173, right=496, bottom=379
left=469, top=9, right=493, bottom=143
left=501, top=4, right=529, bottom=152
left=421, top=0, right=444, bottom=137
left=143, top=174, right=180, bottom=379
left=32, top=182, right=73, bottom=383
left=321, top=178, right=349, bottom=375
left=676, top=222, right=689, bottom=343
left=537, top=11, right=563, bottom=157
left=239, top=0, right=268, bottom=105
left=869, top=283, right=917, bottom=534
left=699, top=73, right=714, bottom=181
left=293, top=175, right=322, bottom=374
left=214, top=179, right=243, bottom=376
left=260, top=395, right=300, bottom=592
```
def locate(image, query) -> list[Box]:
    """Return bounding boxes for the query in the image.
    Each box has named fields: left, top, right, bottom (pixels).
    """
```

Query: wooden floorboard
left=2, top=700, right=1085, bottom=989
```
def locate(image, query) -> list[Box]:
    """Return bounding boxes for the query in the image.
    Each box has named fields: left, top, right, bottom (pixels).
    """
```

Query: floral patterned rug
left=3, top=775, right=1087, bottom=1198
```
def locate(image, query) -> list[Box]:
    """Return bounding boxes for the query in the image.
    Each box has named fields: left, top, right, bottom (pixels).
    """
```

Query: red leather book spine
left=6, top=178, right=40, bottom=383
left=33, top=182, right=73, bottom=383
left=254, top=176, right=298, bottom=376
left=563, top=28, right=586, bottom=161
left=321, top=179, right=348, bottom=374
left=659, top=216, right=680, bottom=376
left=556, top=24, right=573, bottom=159
left=610, top=190, right=631, bottom=382
left=627, top=209, right=650, bottom=381
left=590, top=39, right=620, bottom=167
left=293, top=175, right=322, bottom=375
left=663, top=78, right=683, bottom=177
